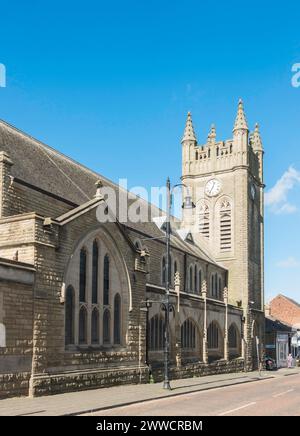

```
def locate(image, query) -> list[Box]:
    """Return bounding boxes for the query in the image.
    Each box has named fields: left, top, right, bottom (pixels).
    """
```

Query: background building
left=266, top=295, right=300, bottom=361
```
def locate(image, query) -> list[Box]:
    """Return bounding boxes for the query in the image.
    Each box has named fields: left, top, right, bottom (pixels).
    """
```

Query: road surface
left=85, top=373, right=300, bottom=416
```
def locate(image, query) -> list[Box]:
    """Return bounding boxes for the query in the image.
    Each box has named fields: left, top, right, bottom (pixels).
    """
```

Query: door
left=277, top=341, right=288, bottom=367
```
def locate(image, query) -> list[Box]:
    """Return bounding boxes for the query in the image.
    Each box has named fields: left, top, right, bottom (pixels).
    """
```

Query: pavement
left=0, top=367, right=299, bottom=416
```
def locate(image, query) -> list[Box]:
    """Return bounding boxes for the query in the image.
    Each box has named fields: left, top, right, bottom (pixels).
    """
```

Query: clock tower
left=181, top=100, right=265, bottom=367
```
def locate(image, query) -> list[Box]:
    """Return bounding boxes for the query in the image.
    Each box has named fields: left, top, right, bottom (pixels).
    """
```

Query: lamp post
left=163, top=177, right=172, bottom=390
left=141, top=179, right=194, bottom=390
left=162, top=178, right=195, bottom=390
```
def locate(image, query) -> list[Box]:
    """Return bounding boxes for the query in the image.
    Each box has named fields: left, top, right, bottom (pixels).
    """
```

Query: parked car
left=265, top=356, right=277, bottom=370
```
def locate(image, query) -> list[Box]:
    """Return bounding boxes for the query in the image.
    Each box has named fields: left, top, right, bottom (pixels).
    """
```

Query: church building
left=0, top=100, right=265, bottom=398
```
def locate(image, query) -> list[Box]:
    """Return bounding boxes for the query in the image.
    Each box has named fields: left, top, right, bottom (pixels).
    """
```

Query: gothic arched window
left=208, top=322, right=219, bottom=349
left=228, top=324, right=238, bottom=348
left=79, top=248, right=87, bottom=302
left=220, top=199, right=232, bottom=252
left=103, top=254, right=110, bottom=305
left=194, top=266, right=198, bottom=293
left=114, top=294, right=121, bottom=345
left=0, top=323, right=5, bottom=348
left=103, top=309, right=111, bottom=344
left=65, top=234, right=126, bottom=348
left=65, top=286, right=75, bottom=346
left=79, top=306, right=87, bottom=344
left=149, top=315, right=165, bottom=350
left=181, top=319, right=196, bottom=349
left=174, top=260, right=178, bottom=275
left=92, top=240, right=99, bottom=304
left=198, top=202, right=210, bottom=239
left=91, top=308, right=100, bottom=344
left=189, top=266, right=193, bottom=291
left=215, top=273, right=218, bottom=297
left=199, top=269, right=202, bottom=293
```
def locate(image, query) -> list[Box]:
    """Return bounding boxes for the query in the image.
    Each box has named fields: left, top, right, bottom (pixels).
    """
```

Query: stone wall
left=151, top=358, right=245, bottom=382
left=30, top=365, right=149, bottom=397
left=28, top=207, right=149, bottom=396
left=0, top=260, right=35, bottom=398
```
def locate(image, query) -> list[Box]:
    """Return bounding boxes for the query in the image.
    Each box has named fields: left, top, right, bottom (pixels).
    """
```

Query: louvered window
left=199, top=203, right=210, bottom=238
left=220, top=200, right=232, bottom=251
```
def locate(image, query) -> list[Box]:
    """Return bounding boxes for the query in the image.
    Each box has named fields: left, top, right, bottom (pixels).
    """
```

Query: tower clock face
left=205, top=179, right=222, bottom=197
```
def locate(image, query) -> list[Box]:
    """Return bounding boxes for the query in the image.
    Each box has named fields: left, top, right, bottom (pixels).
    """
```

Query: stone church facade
left=0, top=100, right=265, bottom=398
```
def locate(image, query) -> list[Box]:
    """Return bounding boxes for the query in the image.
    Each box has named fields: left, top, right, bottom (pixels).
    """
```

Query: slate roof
left=0, top=119, right=109, bottom=204
left=265, top=315, right=293, bottom=333
left=0, top=119, right=224, bottom=268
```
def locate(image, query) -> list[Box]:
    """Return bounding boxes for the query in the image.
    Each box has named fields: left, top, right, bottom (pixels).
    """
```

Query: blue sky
left=0, top=0, right=300, bottom=302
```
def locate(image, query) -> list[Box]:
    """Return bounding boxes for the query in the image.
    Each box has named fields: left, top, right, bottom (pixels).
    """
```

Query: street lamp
left=140, top=179, right=194, bottom=390
left=163, top=178, right=195, bottom=390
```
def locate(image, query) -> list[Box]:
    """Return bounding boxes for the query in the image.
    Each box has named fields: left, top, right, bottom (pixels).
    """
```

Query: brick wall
left=270, top=295, right=300, bottom=326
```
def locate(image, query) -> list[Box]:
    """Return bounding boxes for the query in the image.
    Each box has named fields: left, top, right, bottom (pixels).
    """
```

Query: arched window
left=149, top=315, right=165, bottom=350
left=0, top=323, right=6, bottom=348
left=211, top=274, right=214, bottom=297
left=91, top=308, right=99, bottom=344
left=103, top=254, right=110, bottom=305
left=79, top=306, right=87, bottom=344
left=216, top=146, right=219, bottom=157
left=215, top=273, right=218, bottom=297
left=92, top=240, right=99, bottom=304
left=149, top=316, right=154, bottom=350
left=79, top=248, right=87, bottom=302
left=114, top=294, right=121, bottom=345
left=208, top=322, right=219, bottom=349
left=65, top=286, right=75, bottom=346
left=103, top=309, right=111, bottom=344
left=199, top=269, right=202, bottom=293
left=181, top=319, right=196, bottom=349
left=65, top=233, right=128, bottom=349
left=162, top=256, right=166, bottom=285
left=194, top=266, right=198, bottom=293
left=220, top=199, right=232, bottom=252
left=228, top=324, right=238, bottom=348
left=195, top=150, right=198, bottom=160
left=174, top=260, right=178, bottom=275
left=198, top=202, right=210, bottom=239
left=189, top=266, right=193, bottom=291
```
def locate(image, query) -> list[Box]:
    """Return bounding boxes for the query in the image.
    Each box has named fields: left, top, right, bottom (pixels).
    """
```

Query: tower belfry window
left=220, top=199, right=232, bottom=251
left=198, top=203, right=210, bottom=239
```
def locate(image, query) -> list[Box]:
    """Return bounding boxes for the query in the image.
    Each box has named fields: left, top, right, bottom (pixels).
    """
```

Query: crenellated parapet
left=182, top=100, right=264, bottom=180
